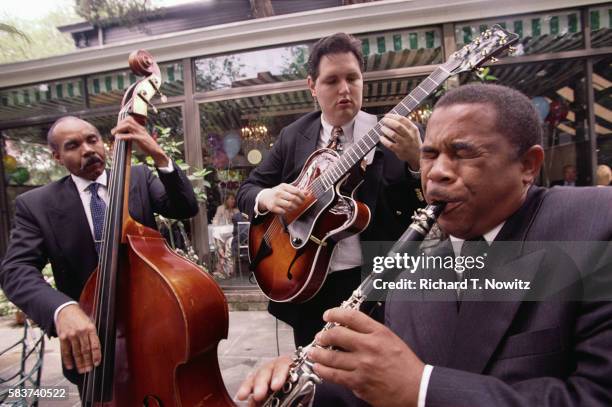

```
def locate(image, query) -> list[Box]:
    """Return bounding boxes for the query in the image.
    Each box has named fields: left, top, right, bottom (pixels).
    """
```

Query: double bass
left=79, top=50, right=235, bottom=406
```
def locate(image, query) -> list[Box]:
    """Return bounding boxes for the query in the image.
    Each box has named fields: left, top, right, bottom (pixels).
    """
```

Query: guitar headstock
left=445, top=25, right=519, bottom=75
left=120, top=50, right=166, bottom=122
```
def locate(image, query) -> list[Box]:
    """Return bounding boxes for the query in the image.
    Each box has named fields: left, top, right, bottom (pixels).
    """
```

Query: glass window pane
left=456, top=10, right=584, bottom=56
left=2, top=126, right=68, bottom=187
left=195, top=28, right=443, bottom=92
left=87, top=61, right=183, bottom=108
left=590, top=4, right=612, bottom=48
left=195, top=44, right=310, bottom=92
left=459, top=59, right=598, bottom=185
left=0, top=78, right=85, bottom=122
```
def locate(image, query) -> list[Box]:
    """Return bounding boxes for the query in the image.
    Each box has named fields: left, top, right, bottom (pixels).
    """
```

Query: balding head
left=47, top=116, right=98, bottom=152
left=47, top=116, right=106, bottom=180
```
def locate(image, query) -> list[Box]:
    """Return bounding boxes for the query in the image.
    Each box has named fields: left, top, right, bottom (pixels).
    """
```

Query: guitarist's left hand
left=379, top=114, right=421, bottom=171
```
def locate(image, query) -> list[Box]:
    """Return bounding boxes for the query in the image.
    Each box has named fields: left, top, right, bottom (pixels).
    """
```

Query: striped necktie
left=88, top=182, right=106, bottom=254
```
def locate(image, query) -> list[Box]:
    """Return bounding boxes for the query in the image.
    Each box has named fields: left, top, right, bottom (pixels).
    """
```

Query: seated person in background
left=211, top=193, right=240, bottom=277
left=596, top=164, right=611, bottom=186
left=212, top=193, right=239, bottom=225
left=551, top=164, right=578, bottom=186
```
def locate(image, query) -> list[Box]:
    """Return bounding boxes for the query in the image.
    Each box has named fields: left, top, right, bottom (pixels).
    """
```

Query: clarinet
left=262, top=203, right=446, bottom=407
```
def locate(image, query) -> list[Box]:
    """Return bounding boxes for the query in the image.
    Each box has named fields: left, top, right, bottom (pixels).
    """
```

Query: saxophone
left=262, top=203, right=446, bottom=407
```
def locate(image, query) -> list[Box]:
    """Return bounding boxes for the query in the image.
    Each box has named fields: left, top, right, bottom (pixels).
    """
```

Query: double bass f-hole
left=143, top=395, right=163, bottom=407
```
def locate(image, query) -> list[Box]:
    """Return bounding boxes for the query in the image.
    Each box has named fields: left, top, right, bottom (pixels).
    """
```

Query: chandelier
left=241, top=124, right=269, bottom=143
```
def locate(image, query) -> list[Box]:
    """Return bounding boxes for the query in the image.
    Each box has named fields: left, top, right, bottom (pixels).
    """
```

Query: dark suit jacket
left=236, top=111, right=424, bottom=324
left=316, top=185, right=612, bottom=406
left=0, top=164, right=198, bottom=336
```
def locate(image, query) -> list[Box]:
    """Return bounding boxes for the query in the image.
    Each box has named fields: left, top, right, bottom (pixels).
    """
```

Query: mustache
left=81, top=155, right=104, bottom=170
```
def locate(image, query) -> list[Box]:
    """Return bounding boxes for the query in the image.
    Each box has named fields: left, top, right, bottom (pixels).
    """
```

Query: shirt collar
left=320, top=114, right=357, bottom=141
left=71, top=170, right=107, bottom=193
left=449, top=222, right=505, bottom=257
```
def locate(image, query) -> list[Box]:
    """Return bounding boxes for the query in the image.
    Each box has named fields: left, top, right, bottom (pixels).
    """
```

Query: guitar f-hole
left=287, top=249, right=305, bottom=280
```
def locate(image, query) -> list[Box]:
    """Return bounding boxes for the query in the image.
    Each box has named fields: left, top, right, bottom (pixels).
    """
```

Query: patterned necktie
left=327, top=126, right=344, bottom=154
left=88, top=182, right=107, bottom=254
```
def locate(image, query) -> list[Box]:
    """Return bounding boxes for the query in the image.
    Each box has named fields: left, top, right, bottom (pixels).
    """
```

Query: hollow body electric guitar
left=249, top=25, right=519, bottom=303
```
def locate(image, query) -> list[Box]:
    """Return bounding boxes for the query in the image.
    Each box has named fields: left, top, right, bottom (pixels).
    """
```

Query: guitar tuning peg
left=490, top=57, right=499, bottom=63
left=509, top=46, right=517, bottom=54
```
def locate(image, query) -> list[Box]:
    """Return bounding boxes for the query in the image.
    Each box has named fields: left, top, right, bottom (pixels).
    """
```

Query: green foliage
left=75, top=0, right=158, bottom=28
left=473, top=66, right=498, bottom=82
left=130, top=125, right=211, bottom=270
left=131, top=125, right=212, bottom=204
left=195, top=55, right=245, bottom=91
left=0, top=289, right=17, bottom=317
left=0, top=10, right=78, bottom=64
left=0, top=23, right=30, bottom=42
left=281, top=46, right=309, bottom=78
left=7, top=139, right=68, bottom=185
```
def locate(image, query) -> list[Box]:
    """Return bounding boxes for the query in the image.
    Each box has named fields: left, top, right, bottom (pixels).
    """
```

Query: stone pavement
left=0, top=311, right=295, bottom=406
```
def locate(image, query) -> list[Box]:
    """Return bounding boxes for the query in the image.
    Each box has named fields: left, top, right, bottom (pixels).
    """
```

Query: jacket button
left=396, top=210, right=402, bottom=216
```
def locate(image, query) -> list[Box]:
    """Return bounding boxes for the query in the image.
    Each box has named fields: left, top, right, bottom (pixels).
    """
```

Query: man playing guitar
left=236, top=32, right=424, bottom=347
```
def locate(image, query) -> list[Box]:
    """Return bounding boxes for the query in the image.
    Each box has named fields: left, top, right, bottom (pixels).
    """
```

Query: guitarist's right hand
left=258, top=184, right=307, bottom=215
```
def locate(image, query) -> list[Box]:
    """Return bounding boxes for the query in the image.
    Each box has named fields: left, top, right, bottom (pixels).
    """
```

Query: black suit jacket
left=236, top=111, right=424, bottom=323
left=316, top=185, right=612, bottom=406
left=0, top=164, right=198, bottom=336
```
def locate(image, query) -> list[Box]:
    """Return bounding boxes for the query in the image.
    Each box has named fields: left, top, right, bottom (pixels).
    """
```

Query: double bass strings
left=82, top=103, right=131, bottom=405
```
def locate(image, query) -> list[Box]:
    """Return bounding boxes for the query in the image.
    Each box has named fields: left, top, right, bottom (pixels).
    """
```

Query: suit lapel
left=48, top=176, right=97, bottom=275
left=293, top=113, right=321, bottom=172
left=446, top=186, right=547, bottom=373
left=400, top=240, right=461, bottom=366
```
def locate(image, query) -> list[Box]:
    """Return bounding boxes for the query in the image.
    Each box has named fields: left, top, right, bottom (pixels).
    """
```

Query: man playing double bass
left=0, top=116, right=198, bottom=384
left=236, top=32, right=425, bottom=347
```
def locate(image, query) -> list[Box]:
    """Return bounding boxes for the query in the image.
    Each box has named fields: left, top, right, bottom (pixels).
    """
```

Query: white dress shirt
left=53, top=162, right=174, bottom=327
left=418, top=222, right=505, bottom=407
